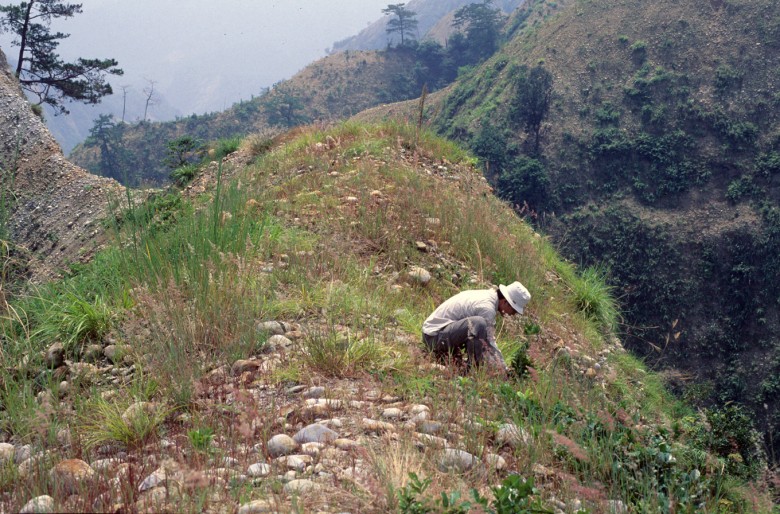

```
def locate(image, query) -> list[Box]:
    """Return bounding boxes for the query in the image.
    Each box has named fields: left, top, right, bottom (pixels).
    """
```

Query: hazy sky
left=3, top=0, right=392, bottom=114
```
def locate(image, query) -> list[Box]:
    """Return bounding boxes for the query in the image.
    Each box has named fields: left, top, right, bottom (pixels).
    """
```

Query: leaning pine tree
left=0, top=0, right=123, bottom=114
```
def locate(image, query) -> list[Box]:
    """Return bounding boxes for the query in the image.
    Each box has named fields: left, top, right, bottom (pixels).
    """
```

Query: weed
left=300, top=328, right=405, bottom=378
left=211, top=136, right=242, bottom=160
left=79, top=397, right=168, bottom=449
left=188, top=427, right=215, bottom=454
left=170, top=163, right=200, bottom=186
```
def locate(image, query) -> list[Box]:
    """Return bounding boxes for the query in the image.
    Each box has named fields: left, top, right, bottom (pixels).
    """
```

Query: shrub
left=714, top=64, right=743, bottom=94
left=211, top=136, right=242, bottom=160
left=496, top=156, right=550, bottom=210
left=595, top=102, right=621, bottom=126
left=170, top=163, right=199, bottom=186
left=726, top=177, right=755, bottom=203
left=689, top=406, right=766, bottom=480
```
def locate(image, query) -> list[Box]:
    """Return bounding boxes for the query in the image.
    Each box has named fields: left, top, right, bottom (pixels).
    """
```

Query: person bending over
left=422, top=281, right=531, bottom=373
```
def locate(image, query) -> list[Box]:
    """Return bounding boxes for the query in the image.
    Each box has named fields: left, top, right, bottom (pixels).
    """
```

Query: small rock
left=319, top=418, right=342, bottom=429
left=416, top=433, right=447, bottom=448
left=486, top=453, right=507, bottom=471
left=55, top=428, right=71, bottom=447
left=333, top=439, right=360, bottom=451
left=121, top=402, right=157, bottom=425
left=415, top=241, right=428, bottom=252
left=437, top=449, right=478, bottom=473
left=138, top=467, right=167, bottom=492
left=83, top=344, right=104, bottom=362
left=382, top=408, right=403, bottom=419
left=585, top=367, right=597, bottom=378
left=15, top=444, right=32, bottom=463
left=305, top=398, right=343, bottom=409
left=220, top=456, right=240, bottom=468
left=247, top=463, right=271, bottom=478
left=238, top=499, right=276, bottom=514
left=408, top=266, right=432, bottom=285
left=293, top=423, right=339, bottom=444
left=302, top=386, right=325, bottom=399
left=411, top=411, right=429, bottom=423
left=49, top=459, right=95, bottom=494
left=19, top=495, right=55, bottom=514
left=45, top=343, right=65, bottom=369
left=418, top=421, right=443, bottom=435
left=256, top=321, right=286, bottom=336
left=284, top=479, right=321, bottom=494
left=410, top=404, right=430, bottom=415
left=286, top=385, right=307, bottom=394
left=362, top=418, right=395, bottom=433
left=266, top=334, right=293, bottom=351
left=231, top=359, right=261, bottom=376
left=300, top=442, right=324, bottom=456
left=103, top=344, right=126, bottom=364
left=267, top=434, right=298, bottom=458
left=278, top=454, right=312, bottom=472
left=496, top=423, right=529, bottom=448
left=0, top=443, right=14, bottom=464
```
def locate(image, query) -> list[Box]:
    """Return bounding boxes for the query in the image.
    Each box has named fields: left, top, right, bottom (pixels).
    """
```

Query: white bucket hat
left=499, top=281, right=531, bottom=314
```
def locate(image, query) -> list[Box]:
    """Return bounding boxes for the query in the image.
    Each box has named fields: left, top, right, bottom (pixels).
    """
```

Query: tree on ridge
left=382, top=3, right=418, bottom=47
left=0, top=0, right=123, bottom=114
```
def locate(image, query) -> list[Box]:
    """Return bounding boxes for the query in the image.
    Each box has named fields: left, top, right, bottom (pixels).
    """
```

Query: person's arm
left=475, top=298, right=508, bottom=372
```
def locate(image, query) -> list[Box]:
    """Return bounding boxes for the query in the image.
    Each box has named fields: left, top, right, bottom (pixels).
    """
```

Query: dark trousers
left=423, top=316, right=488, bottom=368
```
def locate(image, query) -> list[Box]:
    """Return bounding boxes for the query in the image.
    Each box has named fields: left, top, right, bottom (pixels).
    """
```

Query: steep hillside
left=69, top=50, right=419, bottom=186
left=0, top=123, right=772, bottom=512
left=428, top=0, right=780, bottom=447
left=0, top=49, right=122, bottom=283
left=330, top=0, right=526, bottom=52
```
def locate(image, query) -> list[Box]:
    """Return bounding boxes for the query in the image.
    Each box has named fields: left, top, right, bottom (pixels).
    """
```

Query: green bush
left=170, top=164, right=199, bottom=186
left=689, top=406, right=766, bottom=480
left=496, top=156, right=550, bottom=210
left=212, top=136, right=242, bottom=160
left=726, top=177, right=755, bottom=203
left=714, top=64, right=743, bottom=94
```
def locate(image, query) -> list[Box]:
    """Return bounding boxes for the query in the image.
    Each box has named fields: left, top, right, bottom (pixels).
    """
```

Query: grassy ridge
left=0, top=123, right=772, bottom=511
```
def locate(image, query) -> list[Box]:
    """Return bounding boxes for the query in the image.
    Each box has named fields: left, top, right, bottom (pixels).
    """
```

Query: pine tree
left=0, top=0, right=123, bottom=114
left=382, top=3, right=418, bottom=47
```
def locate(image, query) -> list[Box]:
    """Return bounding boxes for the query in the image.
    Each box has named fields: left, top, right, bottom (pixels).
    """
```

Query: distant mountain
left=330, top=0, right=525, bottom=52
left=69, top=50, right=420, bottom=185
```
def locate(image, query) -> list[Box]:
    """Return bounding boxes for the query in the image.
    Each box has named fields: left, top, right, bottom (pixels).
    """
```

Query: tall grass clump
left=211, top=136, right=242, bottom=160
left=79, top=397, right=168, bottom=449
left=566, top=265, right=620, bottom=336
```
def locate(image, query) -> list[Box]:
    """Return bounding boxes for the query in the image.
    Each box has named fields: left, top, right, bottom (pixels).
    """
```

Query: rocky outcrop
left=0, top=49, right=122, bottom=282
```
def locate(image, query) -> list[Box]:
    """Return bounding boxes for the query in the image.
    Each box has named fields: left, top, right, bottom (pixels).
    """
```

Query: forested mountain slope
left=427, top=0, right=780, bottom=447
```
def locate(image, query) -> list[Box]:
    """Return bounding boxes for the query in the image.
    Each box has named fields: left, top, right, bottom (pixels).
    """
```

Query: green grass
left=0, top=121, right=771, bottom=512
left=79, top=396, right=168, bottom=449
